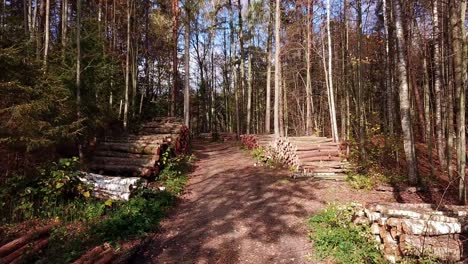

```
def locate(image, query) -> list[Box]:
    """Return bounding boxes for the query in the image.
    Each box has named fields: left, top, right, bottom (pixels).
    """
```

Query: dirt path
left=135, top=141, right=394, bottom=264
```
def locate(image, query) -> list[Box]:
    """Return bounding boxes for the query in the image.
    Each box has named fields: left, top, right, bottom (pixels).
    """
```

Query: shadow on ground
left=132, top=141, right=328, bottom=264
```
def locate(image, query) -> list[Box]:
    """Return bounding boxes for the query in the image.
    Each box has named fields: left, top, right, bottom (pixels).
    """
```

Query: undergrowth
left=307, top=204, right=384, bottom=264
left=1, top=150, right=194, bottom=263
left=249, top=147, right=280, bottom=168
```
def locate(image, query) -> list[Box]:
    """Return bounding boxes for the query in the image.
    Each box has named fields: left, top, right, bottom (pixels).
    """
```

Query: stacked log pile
left=271, top=136, right=350, bottom=179
left=72, top=239, right=147, bottom=264
left=0, top=222, right=59, bottom=264
left=240, top=134, right=275, bottom=150
left=86, top=117, right=189, bottom=200
left=355, top=203, right=468, bottom=263
left=139, top=117, right=190, bottom=155
left=240, top=134, right=259, bottom=150
left=240, top=135, right=349, bottom=179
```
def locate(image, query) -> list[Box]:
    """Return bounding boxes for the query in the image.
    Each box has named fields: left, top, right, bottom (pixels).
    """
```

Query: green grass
left=307, top=205, right=384, bottom=264
left=1, top=153, right=194, bottom=263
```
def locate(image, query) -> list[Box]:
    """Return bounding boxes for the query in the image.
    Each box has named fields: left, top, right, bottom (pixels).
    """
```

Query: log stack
left=354, top=203, right=468, bottom=263
left=240, top=134, right=275, bottom=150
left=89, top=118, right=189, bottom=177
left=240, top=134, right=259, bottom=150
left=271, top=136, right=350, bottom=179
left=0, top=222, right=59, bottom=264
left=85, top=118, right=189, bottom=200
left=139, top=117, right=190, bottom=155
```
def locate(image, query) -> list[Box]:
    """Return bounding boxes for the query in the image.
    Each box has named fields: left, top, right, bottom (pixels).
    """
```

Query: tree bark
left=433, top=0, right=446, bottom=169
left=184, top=5, right=190, bottom=127
left=61, top=0, right=67, bottom=59
left=43, top=0, right=49, bottom=71
left=326, top=0, right=339, bottom=142
left=265, top=0, right=273, bottom=134
left=123, top=0, right=130, bottom=129
left=171, top=0, right=179, bottom=117
left=237, top=0, right=245, bottom=134
left=451, top=0, right=466, bottom=203
left=394, top=0, right=418, bottom=185
left=357, top=0, right=366, bottom=158
left=228, top=0, right=240, bottom=138
left=305, top=0, right=313, bottom=136
left=274, top=0, right=281, bottom=137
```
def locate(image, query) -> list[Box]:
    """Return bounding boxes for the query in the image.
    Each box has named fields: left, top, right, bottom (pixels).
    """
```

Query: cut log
left=386, top=217, right=465, bottom=235
left=0, top=222, right=57, bottom=257
left=104, top=134, right=175, bottom=142
left=296, top=150, right=341, bottom=158
left=88, top=163, right=154, bottom=176
left=299, top=156, right=343, bottom=162
left=79, top=172, right=146, bottom=200
left=72, top=244, right=110, bottom=264
left=98, top=142, right=163, bottom=155
left=400, top=234, right=463, bottom=261
left=92, top=156, right=157, bottom=168
left=94, top=151, right=157, bottom=159
left=94, top=247, right=115, bottom=264
left=3, top=237, right=49, bottom=264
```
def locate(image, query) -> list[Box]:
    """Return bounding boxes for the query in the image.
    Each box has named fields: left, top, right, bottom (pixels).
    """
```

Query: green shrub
left=347, top=172, right=375, bottom=190
left=90, top=191, right=174, bottom=242
left=158, top=149, right=193, bottom=195
left=0, top=157, right=93, bottom=223
left=34, top=152, right=193, bottom=263
left=307, top=205, right=384, bottom=264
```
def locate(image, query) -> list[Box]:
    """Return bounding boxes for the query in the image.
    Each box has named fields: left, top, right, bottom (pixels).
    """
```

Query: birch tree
left=394, top=0, right=418, bottom=184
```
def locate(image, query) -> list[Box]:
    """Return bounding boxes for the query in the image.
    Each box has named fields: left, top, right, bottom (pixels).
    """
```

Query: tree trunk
left=123, top=0, right=130, bottom=129
left=265, top=0, right=273, bottom=134
left=423, top=51, right=435, bottom=177
left=433, top=0, right=446, bottom=169
left=306, top=0, right=313, bottom=136
left=246, top=0, right=253, bottom=134
left=326, top=0, right=339, bottom=142
left=451, top=0, right=466, bottom=203
left=357, top=0, right=366, bottom=158
left=61, top=0, right=67, bottom=59
left=229, top=0, right=240, bottom=138
left=274, top=0, right=281, bottom=137
left=237, top=0, right=245, bottom=134
left=76, top=0, right=82, bottom=159
left=394, top=0, right=418, bottom=185
left=43, top=0, right=49, bottom=71
left=171, top=0, right=179, bottom=117
left=184, top=6, right=190, bottom=127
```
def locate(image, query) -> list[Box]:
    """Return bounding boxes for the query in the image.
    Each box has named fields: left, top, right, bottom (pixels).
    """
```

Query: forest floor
left=133, top=141, right=409, bottom=264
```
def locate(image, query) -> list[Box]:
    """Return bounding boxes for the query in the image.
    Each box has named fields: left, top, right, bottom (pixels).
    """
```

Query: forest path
left=134, top=141, right=391, bottom=263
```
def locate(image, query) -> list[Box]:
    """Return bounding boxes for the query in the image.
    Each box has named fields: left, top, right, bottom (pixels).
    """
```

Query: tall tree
left=451, top=0, right=467, bottom=203
left=43, top=0, right=50, bottom=71
left=184, top=3, right=190, bottom=127
left=433, top=0, right=446, bottom=169
left=61, top=0, right=67, bottom=59
left=123, top=0, right=131, bottom=129
left=229, top=0, right=240, bottom=137
left=326, top=0, right=338, bottom=142
left=265, top=0, right=273, bottom=134
left=237, top=0, right=245, bottom=133
left=273, top=0, right=281, bottom=137
left=76, top=0, right=82, bottom=158
left=246, top=0, right=253, bottom=134
left=394, top=0, right=418, bottom=184
left=171, top=0, right=179, bottom=117
left=305, top=0, right=313, bottom=136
